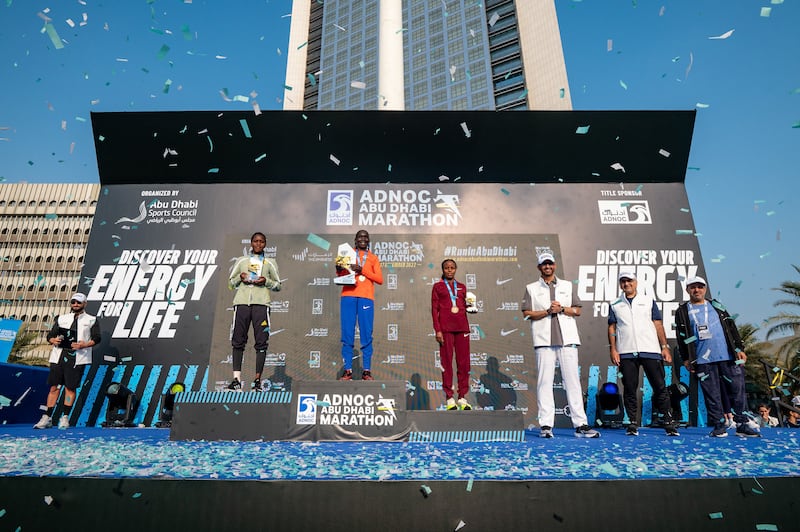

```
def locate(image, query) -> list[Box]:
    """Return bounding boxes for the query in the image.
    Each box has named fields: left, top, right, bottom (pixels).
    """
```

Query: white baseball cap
left=70, top=293, right=87, bottom=303
left=537, top=252, right=555, bottom=265
left=686, top=276, right=707, bottom=287
left=618, top=271, right=636, bottom=281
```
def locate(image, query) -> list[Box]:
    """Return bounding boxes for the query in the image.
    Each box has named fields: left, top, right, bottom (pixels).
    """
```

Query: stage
left=1, top=425, right=798, bottom=531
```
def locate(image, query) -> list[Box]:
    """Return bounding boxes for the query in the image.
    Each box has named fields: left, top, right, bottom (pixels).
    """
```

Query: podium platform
left=170, top=380, right=524, bottom=442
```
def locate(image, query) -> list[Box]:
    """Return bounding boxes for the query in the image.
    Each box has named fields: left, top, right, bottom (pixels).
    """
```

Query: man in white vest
left=608, top=272, right=679, bottom=437
left=34, top=293, right=100, bottom=429
left=521, top=252, right=599, bottom=439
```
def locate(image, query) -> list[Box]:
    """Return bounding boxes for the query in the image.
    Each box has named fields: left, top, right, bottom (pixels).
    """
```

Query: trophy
left=333, top=243, right=357, bottom=285
left=466, top=292, right=478, bottom=313
left=247, top=256, right=263, bottom=283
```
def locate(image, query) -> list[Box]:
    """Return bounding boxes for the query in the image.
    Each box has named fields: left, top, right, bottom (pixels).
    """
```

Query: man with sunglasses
left=521, top=253, right=599, bottom=439
left=608, top=272, right=679, bottom=437
left=34, top=293, right=100, bottom=429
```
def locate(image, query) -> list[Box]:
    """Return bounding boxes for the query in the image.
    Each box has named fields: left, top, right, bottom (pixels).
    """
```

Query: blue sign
left=0, top=318, right=23, bottom=363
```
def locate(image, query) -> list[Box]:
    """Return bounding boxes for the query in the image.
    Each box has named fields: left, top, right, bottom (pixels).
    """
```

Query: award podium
left=169, top=380, right=524, bottom=443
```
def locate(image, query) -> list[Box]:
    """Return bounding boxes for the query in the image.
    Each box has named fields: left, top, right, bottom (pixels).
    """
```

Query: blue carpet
left=1, top=425, right=797, bottom=481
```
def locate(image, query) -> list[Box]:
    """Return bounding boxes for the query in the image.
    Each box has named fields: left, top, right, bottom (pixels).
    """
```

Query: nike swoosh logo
left=500, top=328, right=518, bottom=336
left=463, top=333, right=470, bottom=337
left=362, top=305, right=371, bottom=310
left=496, top=278, right=512, bottom=285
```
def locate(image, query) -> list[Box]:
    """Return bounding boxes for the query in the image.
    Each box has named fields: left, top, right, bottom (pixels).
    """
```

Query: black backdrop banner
left=79, top=110, right=701, bottom=428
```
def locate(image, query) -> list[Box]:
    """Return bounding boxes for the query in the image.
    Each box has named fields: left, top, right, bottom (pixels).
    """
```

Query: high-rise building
left=283, top=0, right=572, bottom=111
left=0, top=183, right=100, bottom=360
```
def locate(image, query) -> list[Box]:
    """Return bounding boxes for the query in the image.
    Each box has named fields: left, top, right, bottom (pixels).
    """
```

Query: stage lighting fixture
left=668, top=382, right=690, bottom=406
left=155, top=382, right=186, bottom=428
left=595, top=382, right=624, bottom=428
left=102, top=382, right=139, bottom=427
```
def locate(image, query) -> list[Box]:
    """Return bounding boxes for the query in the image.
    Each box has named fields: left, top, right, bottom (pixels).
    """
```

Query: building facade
left=0, top=183, right=100, bottom=360
left=283, top=0, right=572, bottom=111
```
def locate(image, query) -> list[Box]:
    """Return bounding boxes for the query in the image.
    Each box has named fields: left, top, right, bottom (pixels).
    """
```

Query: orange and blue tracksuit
left=340, top=250, right=382, bottom=371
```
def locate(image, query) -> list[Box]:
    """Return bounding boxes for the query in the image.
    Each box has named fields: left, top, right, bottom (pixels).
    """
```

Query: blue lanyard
left=444, top=279, right=458, bottom=307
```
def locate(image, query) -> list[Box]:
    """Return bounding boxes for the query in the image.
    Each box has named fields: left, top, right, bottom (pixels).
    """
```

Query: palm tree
left=766, top=264, right=800, bottom=371
left=740, top=323, right=774, bottom=399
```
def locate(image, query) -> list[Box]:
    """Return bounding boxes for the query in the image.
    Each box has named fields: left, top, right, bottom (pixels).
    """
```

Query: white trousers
left=535, top=345, right=588, bottom=428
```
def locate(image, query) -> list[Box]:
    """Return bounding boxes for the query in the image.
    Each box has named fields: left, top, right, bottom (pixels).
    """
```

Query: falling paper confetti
left=708, top=29, right=734, bottom=40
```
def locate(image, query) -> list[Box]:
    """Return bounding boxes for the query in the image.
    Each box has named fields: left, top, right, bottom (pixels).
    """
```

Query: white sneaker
left=457, top=397, right=472, bottom=411
left=58, top=416, right=70, bottom=430
left=34, top=414, right=52, bottom=429
left=446, top=397, right=457, bottom=410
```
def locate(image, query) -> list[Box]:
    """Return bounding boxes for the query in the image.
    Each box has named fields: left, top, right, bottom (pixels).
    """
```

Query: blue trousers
left=697, top=360, right=747, bottom=428
left=340, top=296, right=374, bottom=371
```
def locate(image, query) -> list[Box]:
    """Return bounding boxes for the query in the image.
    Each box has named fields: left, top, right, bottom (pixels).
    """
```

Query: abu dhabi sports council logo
left=296, top=394, right=318, bottom=424
left=327, top=190, right=353, bottom=225
left=115, top=197, right=200, bottom=228
left=598, top=200, right=652, bottom=224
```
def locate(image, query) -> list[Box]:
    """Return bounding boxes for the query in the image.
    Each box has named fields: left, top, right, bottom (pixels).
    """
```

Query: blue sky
left=1, top=0, right=798, bottom=337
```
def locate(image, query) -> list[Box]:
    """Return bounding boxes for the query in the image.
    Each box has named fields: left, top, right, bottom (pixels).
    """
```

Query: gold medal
left=358, top=275, right=366, bottom=282
left=451, top=306, right=459, bottom=314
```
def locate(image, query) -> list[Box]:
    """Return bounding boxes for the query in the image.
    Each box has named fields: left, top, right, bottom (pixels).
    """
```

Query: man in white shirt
left=521, top=253, right=599, bottom=439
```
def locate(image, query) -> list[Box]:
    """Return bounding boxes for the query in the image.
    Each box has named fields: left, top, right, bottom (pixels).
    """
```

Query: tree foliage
left=765, top=264, right=800, bottom=370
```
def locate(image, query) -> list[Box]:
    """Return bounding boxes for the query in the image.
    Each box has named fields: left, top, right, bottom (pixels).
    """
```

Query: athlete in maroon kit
left=431, top=259, right=472, bottom=410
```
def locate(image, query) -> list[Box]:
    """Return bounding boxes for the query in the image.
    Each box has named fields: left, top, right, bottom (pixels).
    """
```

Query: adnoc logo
left=327, top=190, right=353, bottom=226
left=598, top=200, right=652, bottom=224
left=296, top=394, right=318, bottom=425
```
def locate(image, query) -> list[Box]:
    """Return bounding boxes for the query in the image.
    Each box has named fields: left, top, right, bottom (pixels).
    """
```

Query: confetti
left=44, top=23, right=64, bottom=49
left=239, top=119, right=252, bottom=138
left=760, top=7, right=771, bottom=17
left=307, top=233, right=331, bottom=251
left=575, top=125, right=590, bottom=134
left=708, top=29, right=734, bottom=40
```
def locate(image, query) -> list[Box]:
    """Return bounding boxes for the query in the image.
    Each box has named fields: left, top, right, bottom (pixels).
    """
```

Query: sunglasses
left=70, top=299, right=85, bottom=304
